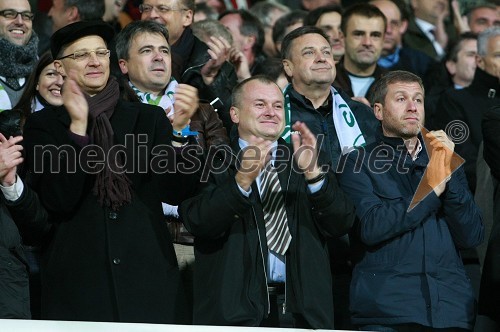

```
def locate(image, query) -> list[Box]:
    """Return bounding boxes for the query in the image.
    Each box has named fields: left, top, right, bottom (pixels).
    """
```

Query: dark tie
left=5, top=77, right=21, bottom=90
left=260, top=163, right=292, bottom=255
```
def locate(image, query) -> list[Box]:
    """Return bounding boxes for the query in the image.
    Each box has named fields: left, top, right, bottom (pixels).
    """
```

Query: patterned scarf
left=87, top=77, right=132, bottom=211
left=283, top=85, right=365, bottom=153
left=129, top=78, right=178, bottom=117
left=0, top=33, right=39, bottom=78
left=0, top=33, right=39, bottom=111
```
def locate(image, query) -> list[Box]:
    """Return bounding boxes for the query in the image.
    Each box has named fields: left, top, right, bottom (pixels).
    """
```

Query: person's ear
left=445, top=60, right=457, bottom=76
left=118, top=59, right=129, bottom=75
left=54, top=60, right=66, bottom=77
left=400, top=20, right=408, bottom=35
left=230, top=106, right=240, bottom=125
left=182, top=9, right=193, bottom=27
left=373, top=102, right=384, bottom=121
left=282, top=59, right=293, bottom=78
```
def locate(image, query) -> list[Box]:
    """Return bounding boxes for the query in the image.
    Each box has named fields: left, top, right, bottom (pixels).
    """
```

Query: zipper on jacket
left=252, top=208, right=271, bottom=315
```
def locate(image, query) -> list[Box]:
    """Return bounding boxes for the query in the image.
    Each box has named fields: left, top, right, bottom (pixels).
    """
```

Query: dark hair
left=14, top=52, right=56, bottom=122
left=194, top=2, right=218, bottom=20
left=219, top=9, right=265, bottom=56
left=272, top=10, right=307, bottom=45
left=369, top=70, right=424, bottom=105
left=281, top=25, right=329, bottom=60
left=231, top=75, right=280, bottom=108
left=252, top=57, right=286, bottom=83
left=180, top=0, right=195, bottom=11
left=115, top=20, right=169, bottom=60
left=466, top=3, right=498, bottom=21
left=340, top=3, right=387, bottom=35
left=65, top=0, right=105, bottom=20
left=303, top=5, right=343, bottom=26
left=445, top=32, right=477, bottom=62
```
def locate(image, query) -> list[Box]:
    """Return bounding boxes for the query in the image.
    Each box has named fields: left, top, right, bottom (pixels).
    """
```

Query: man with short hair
left=338, top=70, right=484, bottom=331
left=248, top=1, right=290, bottom=58
left=219, top=9, right=266, bottom=76
left=141, top=0, right=238, bottom=134
left=281, top=25, right=379, bottom=330
left=22, top=20, right=199, bottom=323
left=304, top=5, right=345, bottom=62
left=180, top=75, right=355, bottom=328
left=48, top=0, right=105, bottom=32
left=466, top=4, right=500, bottom=34
left=433, top=26, right=500, bottom=194
left=404, top=0, right=455, bottom=61
left=369, top=0, right=436, bottom=78
left=115, top=20, right=229, bottom=322
left=424, top=32, right=478, bottom=128
left=334, top=3, right=388, bottom=105
left=0, top=0, right=38, bottom=111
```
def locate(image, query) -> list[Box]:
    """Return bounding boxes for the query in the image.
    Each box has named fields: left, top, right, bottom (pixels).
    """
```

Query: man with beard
left=338, top=70, right=484, bottom=331
left=333, top=3, right=388, bottom=106
left=0, top=0, right=38, bottom=111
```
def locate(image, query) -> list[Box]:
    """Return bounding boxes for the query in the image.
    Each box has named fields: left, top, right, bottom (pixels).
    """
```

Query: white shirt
left=414, top=18, right=445, bottom=59
left=236, top=138, right=325, bottom=282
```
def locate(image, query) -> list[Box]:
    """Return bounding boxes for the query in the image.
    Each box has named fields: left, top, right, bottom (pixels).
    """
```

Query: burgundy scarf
left=87, top=77, right=132, bottom=211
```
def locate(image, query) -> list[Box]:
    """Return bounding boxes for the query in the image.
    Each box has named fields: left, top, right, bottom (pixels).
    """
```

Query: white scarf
left=0, top=82, right=11, bottom=112
left=129, top=78, right=178, bottom=117
left=283, top=85, right=365, bottom=154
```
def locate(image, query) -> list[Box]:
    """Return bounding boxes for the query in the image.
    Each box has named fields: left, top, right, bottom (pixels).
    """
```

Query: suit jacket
left=179, top=139, right=355, bottom=328
left=23, top=100, right=197, bottom=323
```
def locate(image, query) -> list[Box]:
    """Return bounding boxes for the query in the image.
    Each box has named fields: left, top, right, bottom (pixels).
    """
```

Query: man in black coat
left=140, top=0, right=238, bottom=134
left=0, top=132, right=48, bottom=319
left=22, top=20, right=199, bottom=323
left=179, top=76, right=355, bottom=329
left=479, top=105, right=500, bottom=328
left=432, top=27, right=500, bottom=194
left=281, top=25, right=380, bottom=330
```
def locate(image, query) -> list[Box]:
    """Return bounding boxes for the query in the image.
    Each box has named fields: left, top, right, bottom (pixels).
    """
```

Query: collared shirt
left=0, top=175, right=24, bottom=201
left=414, top=18, right=445, bottom=58
left=236, top=138, right=324, bottom=282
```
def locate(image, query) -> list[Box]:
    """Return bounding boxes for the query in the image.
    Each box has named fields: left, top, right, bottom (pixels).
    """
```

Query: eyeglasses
left=139, top=4, right=187, bottom=14
left=0, top=9, right=35, bottom=21
left=58, top=49, right=111, bottom=61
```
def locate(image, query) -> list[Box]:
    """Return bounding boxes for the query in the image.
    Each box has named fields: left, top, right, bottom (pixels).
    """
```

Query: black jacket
left=23, top=100, right=197, bottom=323
left=432, top=68, right=500, bottom=193
left=172, top=27, right=238, bottom=134
left=1, top=184, right=48, bottom=318
left=479, top=105, right=500, bottom=322
left=179, top=139, right=355, bottom=328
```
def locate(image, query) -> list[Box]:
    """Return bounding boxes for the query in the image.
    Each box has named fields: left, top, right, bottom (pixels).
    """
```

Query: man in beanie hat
left=22, top=20, right=199, bottom=323
left=0, top=0, right=39, bottom=111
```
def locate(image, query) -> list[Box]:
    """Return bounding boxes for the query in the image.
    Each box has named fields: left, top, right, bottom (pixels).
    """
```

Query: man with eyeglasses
left=22, top=20, right=199, bottom=323
left=141, top=0, right=238, bottom=135
left=0, top=0, right=38, bottom=111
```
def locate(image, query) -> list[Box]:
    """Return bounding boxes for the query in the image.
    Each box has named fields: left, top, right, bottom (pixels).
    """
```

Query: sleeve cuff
left=0, top=175, right=24, bottom=201
left=68, top=130, right=90, bottom=147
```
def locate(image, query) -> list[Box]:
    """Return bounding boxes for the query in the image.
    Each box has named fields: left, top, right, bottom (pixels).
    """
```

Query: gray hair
left=478, top=26, right=500, bottom=57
